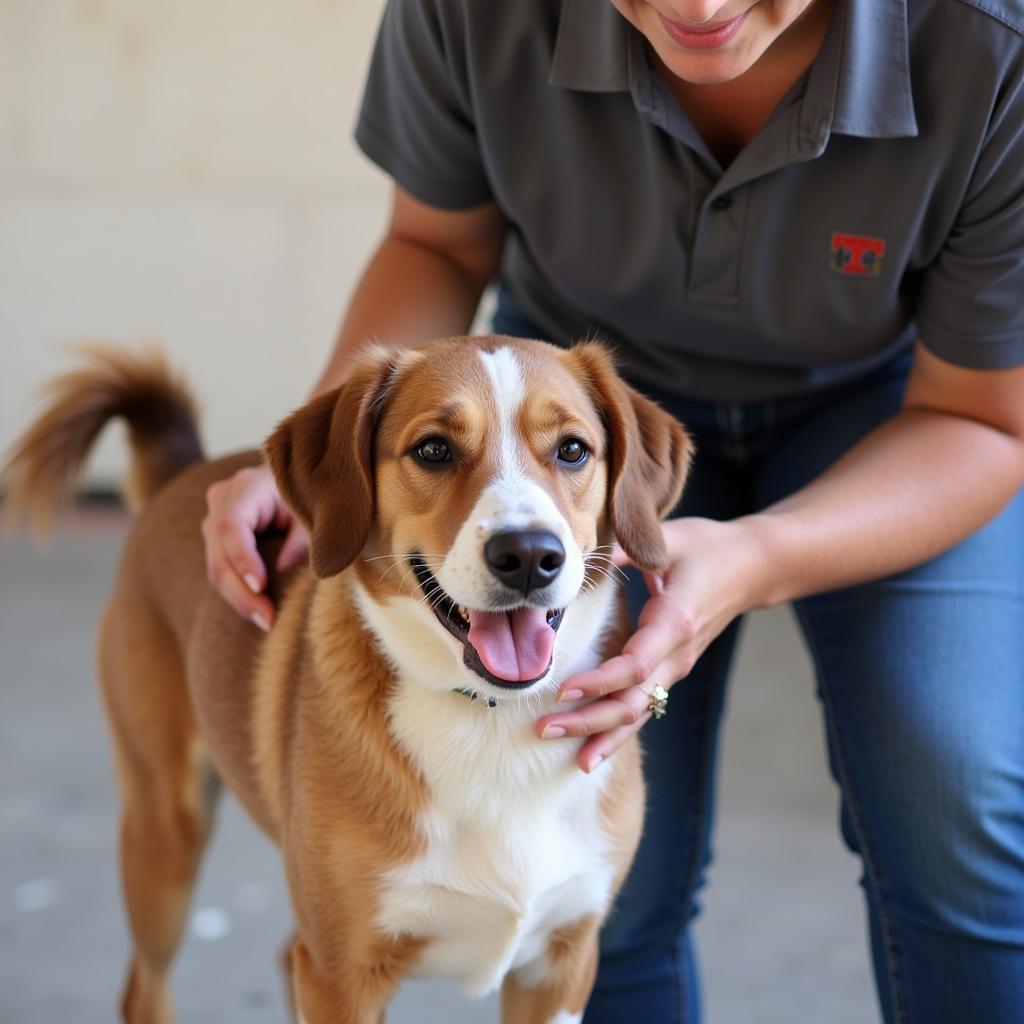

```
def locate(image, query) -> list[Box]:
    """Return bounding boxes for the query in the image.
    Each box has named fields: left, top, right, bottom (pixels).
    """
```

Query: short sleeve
left=916, top=66, right=1024, bottom=369
left=354, top=0, right=493, bottom=210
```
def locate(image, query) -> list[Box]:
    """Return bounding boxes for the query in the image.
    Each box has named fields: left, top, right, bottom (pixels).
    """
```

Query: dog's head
left=265, top=337, right=691, bottom=701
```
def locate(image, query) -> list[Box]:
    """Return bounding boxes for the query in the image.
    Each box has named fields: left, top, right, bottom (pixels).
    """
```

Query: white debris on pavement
left=13, top=878, right=58, bottom=913
left=190, top=905, right=232, bottom=941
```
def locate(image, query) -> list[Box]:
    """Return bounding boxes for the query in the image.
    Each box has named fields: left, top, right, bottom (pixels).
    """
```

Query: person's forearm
left=743, top=408, right=1024, bottom=607
left=311, top=235, right=486, bottom=396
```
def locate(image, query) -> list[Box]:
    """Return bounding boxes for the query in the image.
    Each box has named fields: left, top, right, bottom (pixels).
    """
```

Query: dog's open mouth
left=410, top=557, right=565, bottom=689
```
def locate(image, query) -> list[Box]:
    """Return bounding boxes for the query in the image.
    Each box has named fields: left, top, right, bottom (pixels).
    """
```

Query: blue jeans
left=492, top=291, right=1024, bottom=1023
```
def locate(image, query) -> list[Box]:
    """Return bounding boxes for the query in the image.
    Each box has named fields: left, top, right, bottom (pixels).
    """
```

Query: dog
left=4, top=336, right=690, bottom=1023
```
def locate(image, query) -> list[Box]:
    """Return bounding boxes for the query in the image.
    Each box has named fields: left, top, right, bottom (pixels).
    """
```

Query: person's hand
left=202, top=463, right=309, bottom=630
left=536, top=517, right=767, bottom=772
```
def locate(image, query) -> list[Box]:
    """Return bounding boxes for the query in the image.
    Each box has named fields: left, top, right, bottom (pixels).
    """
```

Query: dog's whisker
left=584, top=564, right=621, bottom=588
left=377, top=560, right=409, bottom=584
left=589, top=561, right=626, bottom=577
left=399, top=558, right=447, bottom=594
left=400, top=563, right=433, bottom=595
left=416, top=581, right=449, bottom=613
left=589, top=548, right=626, bottom=565
left=371, top=553, right=441, bottom=587
left=364, top=552, right=447, bottom=561
left=415, top=579, right=441, bottom=606
left=367, top=554, right=447, bottom=587
left=585, top=558, right=629, bottom=582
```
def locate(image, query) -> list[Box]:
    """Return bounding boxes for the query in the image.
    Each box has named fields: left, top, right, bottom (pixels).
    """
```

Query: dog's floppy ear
left=571, top=343, right=693, bottom=571
left=264, top=350, right=396, bottom=578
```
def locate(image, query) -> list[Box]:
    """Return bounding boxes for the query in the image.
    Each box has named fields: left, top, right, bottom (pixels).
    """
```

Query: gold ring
left=647, top=682, right=669, bottom=720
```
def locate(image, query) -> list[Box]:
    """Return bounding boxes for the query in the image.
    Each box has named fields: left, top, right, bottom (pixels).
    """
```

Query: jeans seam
left=673, top=668, right=718, bottom=1024
left=796, top=601, right=908, bottom=1024
left=674, top=929, right=688, bottom=1024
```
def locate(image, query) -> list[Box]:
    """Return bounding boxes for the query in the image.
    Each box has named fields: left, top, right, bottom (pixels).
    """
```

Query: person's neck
left=652, top=0, right=837, bottom=166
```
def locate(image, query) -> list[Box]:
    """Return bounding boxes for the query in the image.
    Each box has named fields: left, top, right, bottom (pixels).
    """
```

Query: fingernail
left=586, top=755, right=604, bottom=772
left=542, top=724, right=566, bottom=739
left=559, top=689, right=584, bottom=703
left=244, top=574, right=262, bottom=594
left=250, top=612, right=270, bottom=633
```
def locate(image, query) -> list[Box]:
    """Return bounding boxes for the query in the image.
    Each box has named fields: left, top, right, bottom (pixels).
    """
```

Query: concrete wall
left=1, top=0, right=390, bottom=483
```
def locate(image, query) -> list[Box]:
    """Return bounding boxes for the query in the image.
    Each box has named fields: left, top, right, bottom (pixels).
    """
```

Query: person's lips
left=657, top=8, right=750, bottom=50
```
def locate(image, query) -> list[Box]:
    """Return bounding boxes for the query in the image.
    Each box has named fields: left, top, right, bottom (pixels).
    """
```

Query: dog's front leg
left=500, top=915, right=601, bottom=1024
left=289, top=938, right=386, bottom=1024
left=287, top=933, right=423, bottom=1024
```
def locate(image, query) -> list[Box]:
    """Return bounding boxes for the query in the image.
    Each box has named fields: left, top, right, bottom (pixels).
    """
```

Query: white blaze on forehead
left=433, top=343, right=585, bottom=615
left=479, top=346, right=527, bottom=479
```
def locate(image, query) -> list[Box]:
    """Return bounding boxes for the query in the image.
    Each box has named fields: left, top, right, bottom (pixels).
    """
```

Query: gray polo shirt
left=354, top=0, right=1024, bottom=401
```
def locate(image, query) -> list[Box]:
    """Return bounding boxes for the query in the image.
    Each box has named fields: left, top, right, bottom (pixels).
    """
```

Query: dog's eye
left=415, top=437, right=452, bottom=465
left=556, top=437, right=588, bottom=466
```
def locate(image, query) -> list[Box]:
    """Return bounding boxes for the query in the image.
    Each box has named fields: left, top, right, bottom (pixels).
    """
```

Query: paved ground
left=1, top=506, right=877, bottom=1023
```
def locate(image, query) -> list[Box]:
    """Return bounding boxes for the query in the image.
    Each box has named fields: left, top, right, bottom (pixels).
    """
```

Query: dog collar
left=452, top=688, right=498, bottom=709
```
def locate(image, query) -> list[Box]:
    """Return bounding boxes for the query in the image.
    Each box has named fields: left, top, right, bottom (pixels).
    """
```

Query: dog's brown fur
left=3, top=337, right=691, bottom=1023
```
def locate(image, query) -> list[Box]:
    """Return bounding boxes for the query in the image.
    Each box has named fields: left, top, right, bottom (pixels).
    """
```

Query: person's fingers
left=202, top=519, right=275, bottom=627
left=275, top=520, right=310, bottom=572
left=557, top=593, right=695, bottom=701
left=556, top=651, right=654, bottom=703
left=538, top=685, right=652, bottom=740
left=577, top=716, right=651, bottom=773
left=219, top=470, right=285, bottom=584
left=202, top=471, right=281, bottom=623
left=216, top=516, right=270, bottom=596
left=217, top=566, right=275, bottom=632
left=643, top=569, right=666, bottom=596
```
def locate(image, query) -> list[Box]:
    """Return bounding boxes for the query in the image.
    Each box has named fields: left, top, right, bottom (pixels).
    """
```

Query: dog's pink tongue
left=467, top=607, right=555, bottom=682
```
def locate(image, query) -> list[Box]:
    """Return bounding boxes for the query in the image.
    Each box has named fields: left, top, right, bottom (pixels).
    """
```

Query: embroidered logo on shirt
left=830, top=233, right=886, bottom=277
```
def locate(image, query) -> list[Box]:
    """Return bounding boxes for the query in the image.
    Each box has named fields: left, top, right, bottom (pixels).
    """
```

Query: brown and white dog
left=4, top=336, right=691, bottom=1024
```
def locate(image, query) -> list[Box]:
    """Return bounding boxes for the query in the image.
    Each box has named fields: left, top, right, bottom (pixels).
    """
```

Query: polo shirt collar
left=549, top=0, right=918, bottom=140
left=829, top=0, right=918, bottom=137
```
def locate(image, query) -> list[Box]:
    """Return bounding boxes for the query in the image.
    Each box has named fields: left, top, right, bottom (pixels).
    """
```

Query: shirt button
left=710, top=194, right=733, bottom=212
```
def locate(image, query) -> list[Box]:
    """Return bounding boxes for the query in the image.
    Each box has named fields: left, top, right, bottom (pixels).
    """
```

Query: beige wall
left=1, top=0, right=390, bottom=483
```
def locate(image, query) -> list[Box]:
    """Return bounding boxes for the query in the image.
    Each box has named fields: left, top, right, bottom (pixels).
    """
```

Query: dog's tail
left=2, top=344, right=203, bottom=530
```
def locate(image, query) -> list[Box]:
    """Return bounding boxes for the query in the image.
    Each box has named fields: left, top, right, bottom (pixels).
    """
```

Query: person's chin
left=641, top=8, right=768, bottom=84
left=651, top=38, right=759, bottom=86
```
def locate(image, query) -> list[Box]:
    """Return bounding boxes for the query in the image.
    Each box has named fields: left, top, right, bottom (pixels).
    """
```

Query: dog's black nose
left=484, top=530, right=565, bottom=596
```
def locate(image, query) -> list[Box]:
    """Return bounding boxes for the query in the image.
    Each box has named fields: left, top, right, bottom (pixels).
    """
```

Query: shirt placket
left=688, top=186, right=751, bottom=306
left=629, top=29, right=836, bottom=310
left=691, top=91, right=835, bottom=305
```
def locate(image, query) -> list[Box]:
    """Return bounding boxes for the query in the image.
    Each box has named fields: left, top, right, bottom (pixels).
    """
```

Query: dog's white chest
left=374, top=693, right=616, bottom=997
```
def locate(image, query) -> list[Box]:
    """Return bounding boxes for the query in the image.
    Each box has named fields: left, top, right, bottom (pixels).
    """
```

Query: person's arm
left=202, top=185, right=506, bottom=628
left=752, top=342, right=1024, bottom=599
left=310, top=187, right=507, bottom=393
left=537, top=342, right=1024, bottom=772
